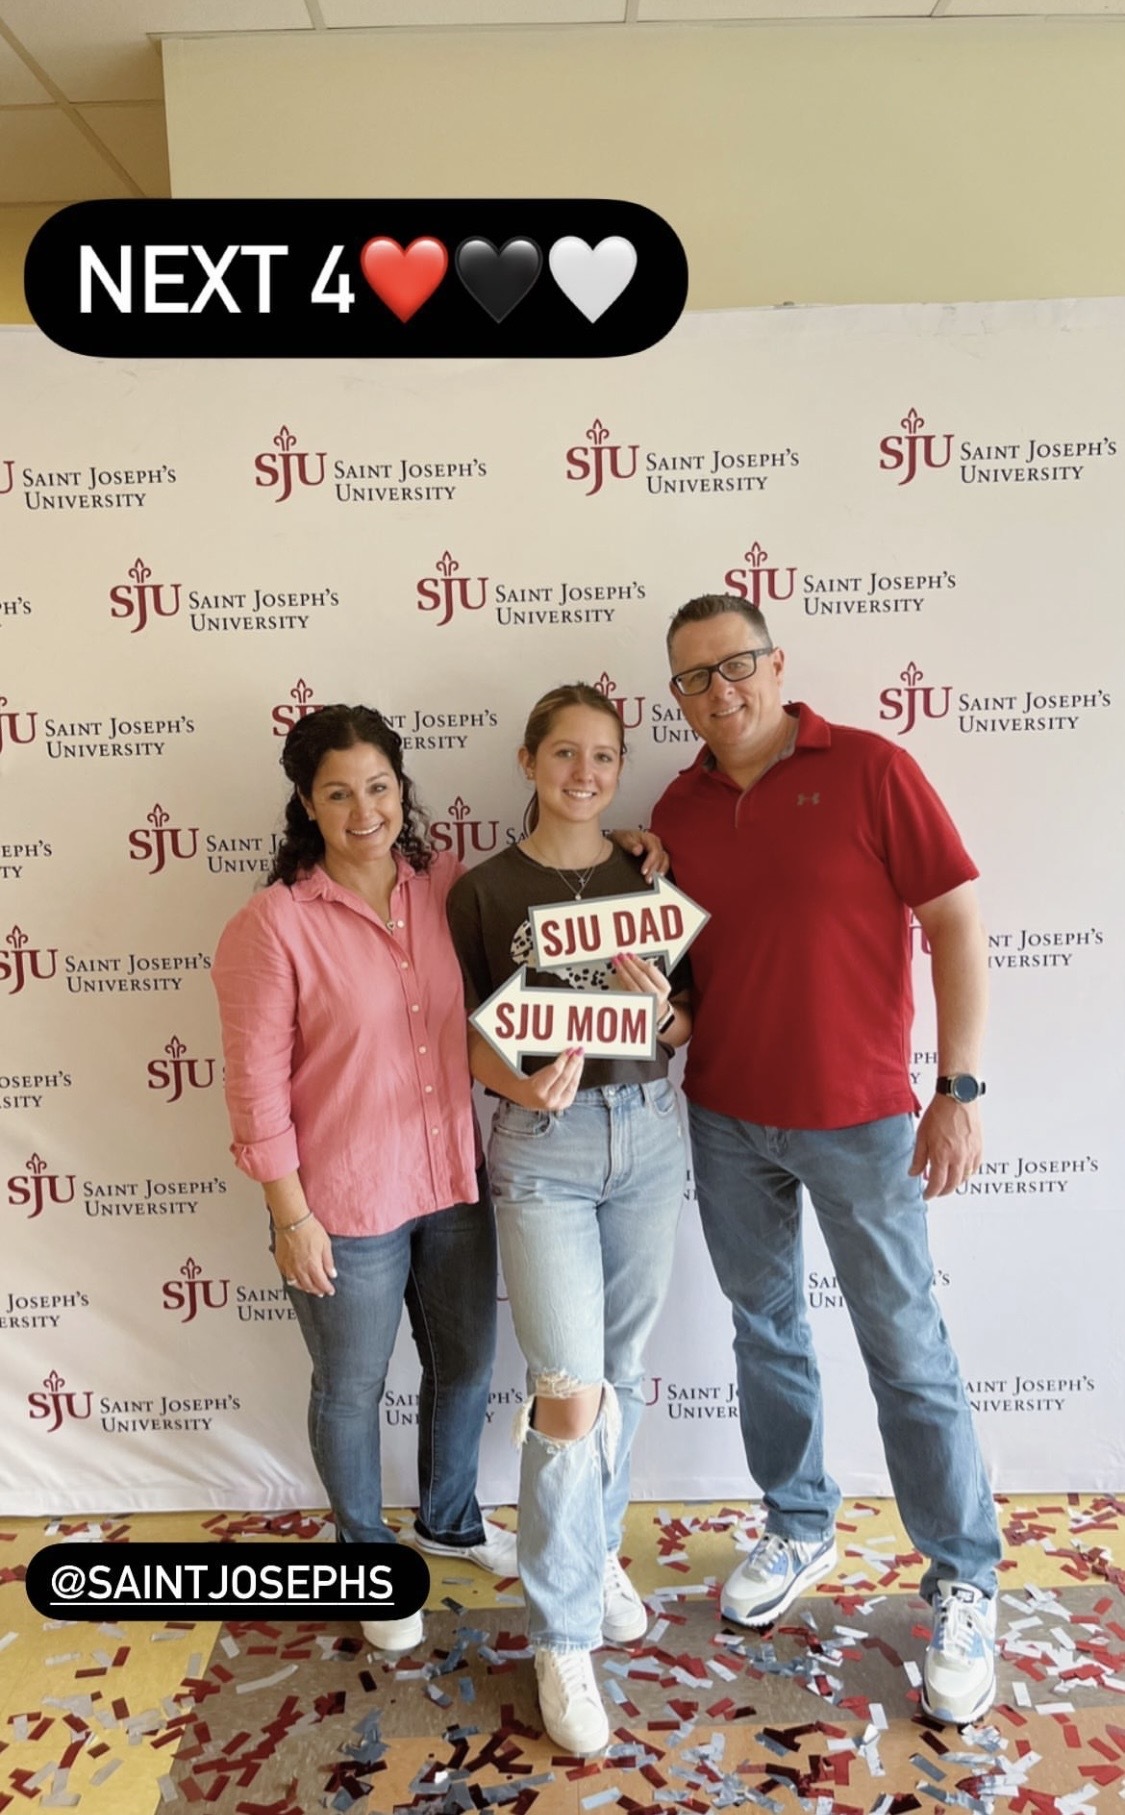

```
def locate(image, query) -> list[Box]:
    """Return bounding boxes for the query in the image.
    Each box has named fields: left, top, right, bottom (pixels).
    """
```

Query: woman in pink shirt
left=212, top=704, right=516, bottom=1654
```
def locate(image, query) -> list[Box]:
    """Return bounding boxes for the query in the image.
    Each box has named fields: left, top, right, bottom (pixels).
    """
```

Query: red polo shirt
left=650, top=703, right=977, bottom=1130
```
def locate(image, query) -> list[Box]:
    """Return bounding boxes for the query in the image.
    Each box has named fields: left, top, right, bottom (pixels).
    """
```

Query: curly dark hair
left=266, top=704, right=432, bottom=887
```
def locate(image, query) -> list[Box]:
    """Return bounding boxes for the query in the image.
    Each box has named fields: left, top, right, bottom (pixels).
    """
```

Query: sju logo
left=416, top=552, right=489, bottom=627
left=146, top=1036, right=216, bottom=1104
left=28, top=1371, right=93, bottom=1433
left=723, top=540, right=797, bottom=607
left=254, top=425, right=327, bottom=503
left=0, top=925, right=58, bottom=994
left=161, top=1258, right=231, bottom=1323
left=564, top=419, right=640, bottom=497
left=878, top=663, right=952, bottom=736
left=128, top=804, right=200, bottom=874
left=879, top=408, right=954, bottom=487
left=108, top=557, right=182, bottom=634
left=430, top=797, right=500, bottom=860
left=7, top=1154, right=76, bottom=1219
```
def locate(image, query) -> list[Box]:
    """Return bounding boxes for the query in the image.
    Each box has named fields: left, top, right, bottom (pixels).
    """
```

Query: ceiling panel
left=0, top=1, right=314, bottom=105
left=78, top=101, right=171, bottom=196
left=318, top=0, right=625, bottom=21
left=0, top=32, right=47, bottom=103
left=942, top=0, right=1125, bottom=11
left=638, top=0, right=934, bottom=15
left=0, top=108, right=134, bottom=202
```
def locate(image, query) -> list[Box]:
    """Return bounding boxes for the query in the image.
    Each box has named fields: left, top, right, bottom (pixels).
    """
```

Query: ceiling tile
left=0, top=1, right=313, bottom=105
left=0, top=31, right=50, bottom=103
left=77, top=101, right=171, bottom=196
left=943, top=0, right=1125, bottom=11
left=0, top=108, right=134, bottom=202
left=317, top=0, right=624, bottom=22
left=637, top=0, right=932, bottom=15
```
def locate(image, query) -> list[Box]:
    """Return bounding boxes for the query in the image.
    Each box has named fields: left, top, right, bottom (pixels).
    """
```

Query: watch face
left=950, top=1075, right=980, bottom=1103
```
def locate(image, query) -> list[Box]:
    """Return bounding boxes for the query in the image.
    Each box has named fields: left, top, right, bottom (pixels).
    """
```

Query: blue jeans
left=489, top=1081, right=686, bottom=1650
left=688, top=1104, right=1001, bottom=1601
left=286, top=1176, right=497, bottom=1547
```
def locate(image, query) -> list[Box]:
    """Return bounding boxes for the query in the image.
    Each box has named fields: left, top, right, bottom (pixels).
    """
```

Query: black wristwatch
left=936, top=1074, right=986, bottom=1104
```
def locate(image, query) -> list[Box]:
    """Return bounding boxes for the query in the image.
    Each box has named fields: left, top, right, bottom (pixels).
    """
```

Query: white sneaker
left=922, top=1580, right=997, bottom=1726
left=361, top=1611, right=424, bottom=1653
left=535, top=1647, right=610, bottom=1755
left=721, top=1532, right=837, bottom=1627
left=408, top=1517, right=518, bottom=1577
left=602, top=1553, right=648, bottom=1644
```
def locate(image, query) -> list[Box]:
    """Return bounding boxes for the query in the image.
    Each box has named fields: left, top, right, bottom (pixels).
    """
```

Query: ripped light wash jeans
left=489, top=1080, right=686, bottom=1651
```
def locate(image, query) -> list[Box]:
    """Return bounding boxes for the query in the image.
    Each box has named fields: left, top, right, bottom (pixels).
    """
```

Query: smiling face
left=668, top=611, right=787, bottom=777
left=301, top=741, right=404, bottom=881
left=522, top=703, right=623, bottom=834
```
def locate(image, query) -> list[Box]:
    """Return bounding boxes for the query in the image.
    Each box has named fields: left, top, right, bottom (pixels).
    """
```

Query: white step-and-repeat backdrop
left=2, top=298, right=1123, bottom=1514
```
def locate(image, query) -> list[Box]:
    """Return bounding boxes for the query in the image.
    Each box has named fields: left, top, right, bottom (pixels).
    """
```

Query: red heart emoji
left=359, top=237, right=448, bottom=322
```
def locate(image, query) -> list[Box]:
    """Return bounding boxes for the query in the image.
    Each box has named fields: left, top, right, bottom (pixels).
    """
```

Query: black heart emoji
left=455, top=237, right=542, bottom=323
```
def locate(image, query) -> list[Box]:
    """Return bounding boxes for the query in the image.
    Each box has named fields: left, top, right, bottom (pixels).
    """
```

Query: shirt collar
left=685, top=701, right=831, bottom=777
left=290, top=848, right=418, bottom=905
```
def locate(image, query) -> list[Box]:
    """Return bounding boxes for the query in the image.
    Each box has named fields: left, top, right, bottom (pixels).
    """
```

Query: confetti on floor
left=0, top=1497, right=1121, bottom=1812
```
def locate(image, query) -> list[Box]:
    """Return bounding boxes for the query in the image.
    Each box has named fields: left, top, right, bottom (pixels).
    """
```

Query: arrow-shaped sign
left=471, top=968, right=656, bottom=1074
left=529, top=876, right=708, bottom=974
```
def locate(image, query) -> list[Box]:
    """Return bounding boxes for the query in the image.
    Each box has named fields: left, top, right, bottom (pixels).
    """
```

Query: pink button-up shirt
left=211, top=852, right=478, bottom=1237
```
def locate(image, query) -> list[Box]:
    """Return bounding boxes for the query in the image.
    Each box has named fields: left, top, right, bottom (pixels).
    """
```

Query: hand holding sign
left=472, top=969, right=657, bottom=1074
left=611, top=951, right=673, bottom=1018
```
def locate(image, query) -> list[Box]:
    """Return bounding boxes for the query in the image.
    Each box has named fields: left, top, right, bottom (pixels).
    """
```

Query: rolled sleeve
left=212, top=900, right=301, bottom=1185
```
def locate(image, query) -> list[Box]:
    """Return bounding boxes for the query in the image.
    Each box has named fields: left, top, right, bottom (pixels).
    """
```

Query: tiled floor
left=2, top=1495, right=1123, bottom=1812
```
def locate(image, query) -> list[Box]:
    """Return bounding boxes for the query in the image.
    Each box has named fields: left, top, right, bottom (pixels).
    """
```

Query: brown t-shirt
left=446, top=843, right=687, bottom=1090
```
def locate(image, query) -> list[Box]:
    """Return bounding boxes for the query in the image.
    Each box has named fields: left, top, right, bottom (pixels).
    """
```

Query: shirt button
left=418, top=1045, right=427, bottom=1055
left=431, top=1127, right=439, bottom=1136
left=425, top=1085, right=433, bottom=1094
left=411, top=1004, right=420, bottom=1013
left=400, top=960, right=409, bottom=970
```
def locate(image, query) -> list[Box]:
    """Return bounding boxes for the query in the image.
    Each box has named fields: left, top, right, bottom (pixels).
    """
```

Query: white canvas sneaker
left=361, top=1611, right=424, bottom=1653
left=535, top=1647, right=610, bottom=1755
left=408, top=1518, right=518, bottom=1577
left=602, top=1552, right=648, bottom=1644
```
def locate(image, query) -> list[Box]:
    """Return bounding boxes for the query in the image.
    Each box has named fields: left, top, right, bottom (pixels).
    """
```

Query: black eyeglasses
left=670, top=646, right=775, bottom=698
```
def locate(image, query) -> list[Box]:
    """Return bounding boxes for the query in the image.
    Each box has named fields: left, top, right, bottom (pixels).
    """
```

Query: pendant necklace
left=525, top=835, right=608, bottom=901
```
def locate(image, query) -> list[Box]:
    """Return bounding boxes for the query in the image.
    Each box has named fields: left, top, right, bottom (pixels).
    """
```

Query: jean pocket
left=648, top=1080, right=680, bottom=1119
left=492, top=1102, right=552, bottom=1140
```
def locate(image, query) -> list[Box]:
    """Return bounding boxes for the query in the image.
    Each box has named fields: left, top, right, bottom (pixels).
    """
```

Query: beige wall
left=165, top=21, right=1125, bottom=309
left=0, top=207, right=56, bottom=323
left=3, top=21, right=1125, bottom=322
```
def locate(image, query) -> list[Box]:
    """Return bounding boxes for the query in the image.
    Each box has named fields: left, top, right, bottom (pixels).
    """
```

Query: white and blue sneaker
left=922, top=1580, right=997, bottom=1726
left=720, top=1531, right=837, bottom=1627
left=407, top=1517, right=518, bottom=1578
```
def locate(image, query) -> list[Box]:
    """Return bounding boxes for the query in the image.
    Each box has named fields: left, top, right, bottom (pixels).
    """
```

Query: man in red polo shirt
left=650, top=594, right=1002, bottom=1727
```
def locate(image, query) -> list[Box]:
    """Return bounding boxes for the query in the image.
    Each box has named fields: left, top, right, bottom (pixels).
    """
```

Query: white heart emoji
left=548, top=236, right=638, bottom=324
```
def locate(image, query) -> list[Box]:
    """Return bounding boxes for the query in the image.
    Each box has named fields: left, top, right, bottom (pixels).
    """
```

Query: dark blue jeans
left=287, top=1176, right=497, bottom=1546
left=689, top=1104, right=1001, bottom=1600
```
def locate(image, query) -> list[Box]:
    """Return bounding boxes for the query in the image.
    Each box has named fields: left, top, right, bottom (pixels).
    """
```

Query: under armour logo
left=797, top=792, right=820, bottom=806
